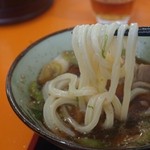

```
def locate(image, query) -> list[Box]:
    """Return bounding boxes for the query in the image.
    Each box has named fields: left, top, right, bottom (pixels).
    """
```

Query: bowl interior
left=6, top=28, right=150, bottom=150
left=137, top=36, right=150, bottom=63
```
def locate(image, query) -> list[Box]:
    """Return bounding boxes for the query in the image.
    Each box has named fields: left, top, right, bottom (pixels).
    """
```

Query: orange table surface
left=0, top=0, right=150, bottom=149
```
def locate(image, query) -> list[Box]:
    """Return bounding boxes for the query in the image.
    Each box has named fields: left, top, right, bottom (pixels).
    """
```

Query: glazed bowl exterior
left=6, top=28, right=150, bottom=150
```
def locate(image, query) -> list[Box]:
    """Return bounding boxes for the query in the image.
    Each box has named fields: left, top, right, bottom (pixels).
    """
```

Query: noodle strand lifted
left=43, top=23, right=138, bottom=136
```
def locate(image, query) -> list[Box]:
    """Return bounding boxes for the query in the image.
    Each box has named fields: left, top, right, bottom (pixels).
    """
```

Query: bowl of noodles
left=6, top=23, right=150, bottom=150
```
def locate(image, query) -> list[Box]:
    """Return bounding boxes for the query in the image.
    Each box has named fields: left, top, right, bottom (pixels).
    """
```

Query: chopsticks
left=137, top=27, right=150, bottom=36
left=114, top=27, right=150, bottom=36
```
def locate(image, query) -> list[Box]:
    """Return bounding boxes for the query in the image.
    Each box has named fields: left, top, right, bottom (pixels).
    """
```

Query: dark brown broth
left=56, top=103, right=150, bottom=148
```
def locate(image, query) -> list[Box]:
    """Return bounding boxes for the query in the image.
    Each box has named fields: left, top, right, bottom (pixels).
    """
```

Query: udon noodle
left=43, top=23, right=138, bottom=137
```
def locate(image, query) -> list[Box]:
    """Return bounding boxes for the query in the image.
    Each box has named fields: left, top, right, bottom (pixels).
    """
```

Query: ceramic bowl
left=6, top=28, right=150, bottom=150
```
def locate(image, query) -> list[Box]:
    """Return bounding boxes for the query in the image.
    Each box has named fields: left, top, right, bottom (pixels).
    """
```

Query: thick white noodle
left=108, top=24, right=128, bottom=103
left=43, top=96, right=57, bottom=129
left=43, top=96, right=77, bottom=136
left=91, top=24, right=111, bottom=80
left=43, top=23, right=138, bottom=135
left=48, top=73, right=96, bottom=98
left=121, top=23, right=138, bottom=121
left=50, top=98, right=77, bottom=136
left=111, top=96, right=122, bottom=120
left=132, top=81, right=150, bottom=89
left=84, top=94, right=99, bottom=125
left=66, top=93, right=107, bottom=133
left=102, top=102, right=114, bottom=129
left=131, top=88, right=149, bottom=101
